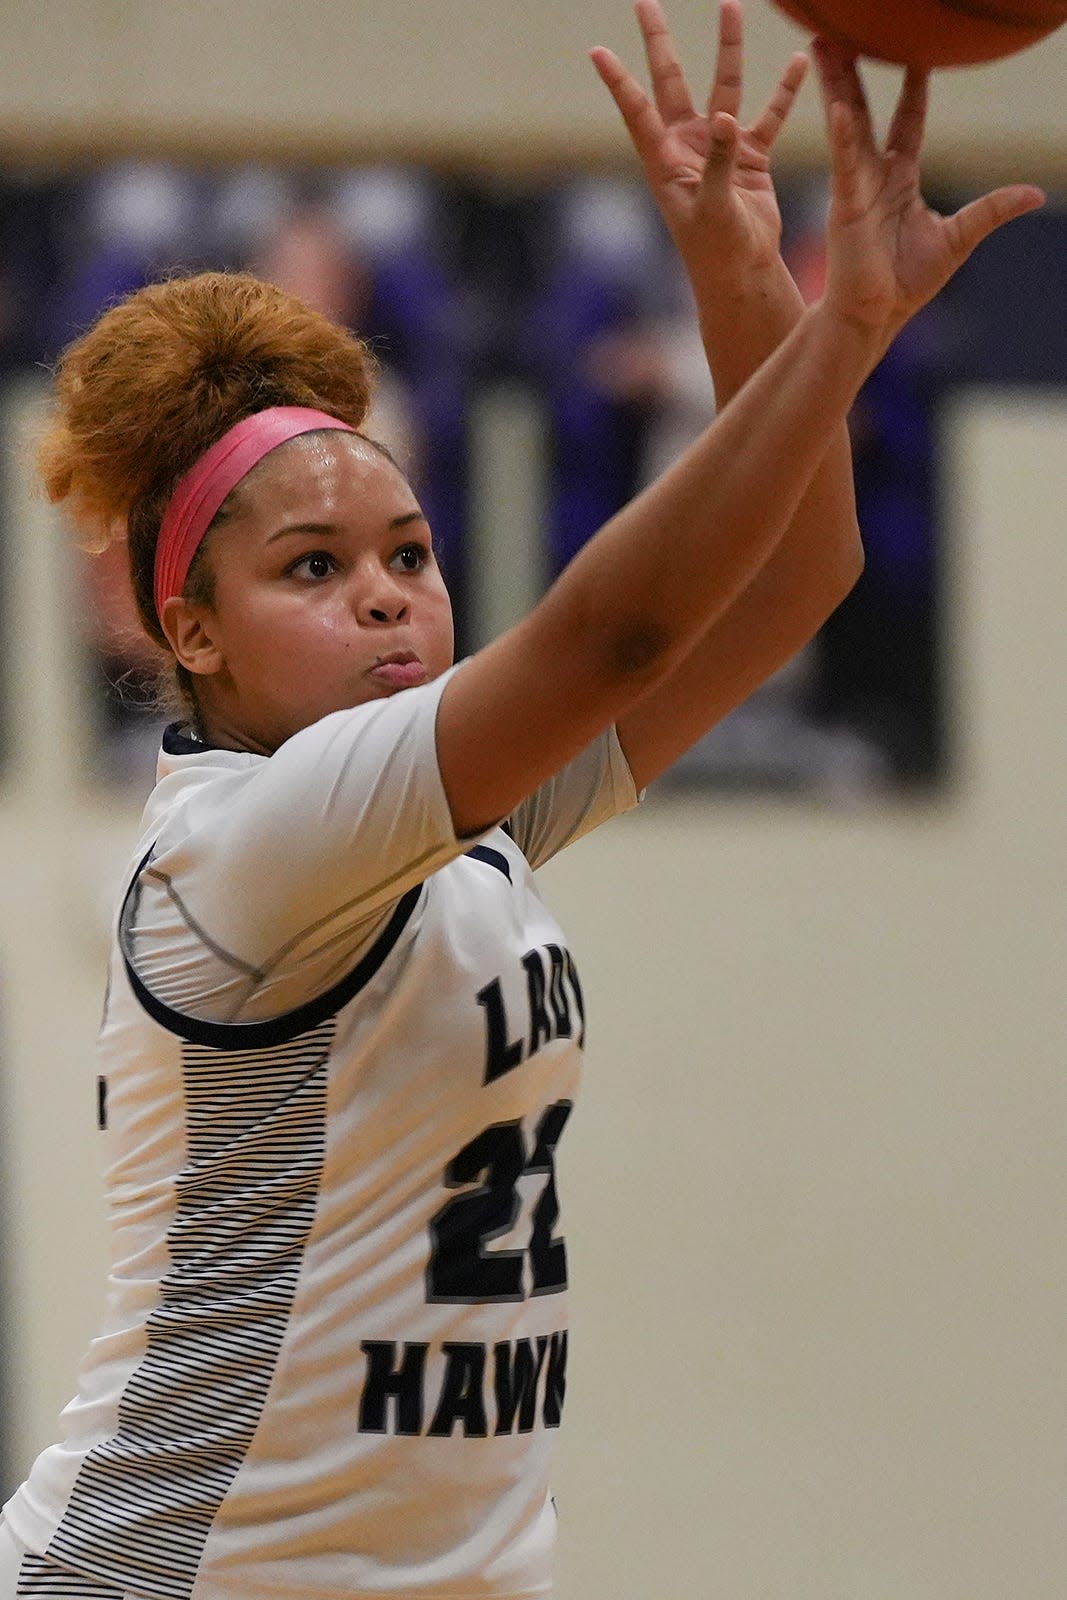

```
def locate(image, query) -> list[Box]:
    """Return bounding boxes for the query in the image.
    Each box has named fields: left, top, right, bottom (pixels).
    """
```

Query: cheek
left=228, top=597, right=347, bottom=680
left=423, top=585, right=455, bottom=660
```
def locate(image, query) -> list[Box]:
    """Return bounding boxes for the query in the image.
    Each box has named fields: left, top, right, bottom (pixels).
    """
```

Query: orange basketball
left=767, top=0, right=1067, bottom=67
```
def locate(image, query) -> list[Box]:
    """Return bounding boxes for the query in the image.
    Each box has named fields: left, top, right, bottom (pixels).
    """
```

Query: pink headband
left=153, top=406, right=356, bottom=620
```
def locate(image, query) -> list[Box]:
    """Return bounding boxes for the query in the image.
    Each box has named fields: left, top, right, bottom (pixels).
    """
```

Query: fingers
left=625, top=0, right=749, bottom=127
left=702, top=110, right=742, bottom=192
left=946, top=184, right=1046, bottom=264
left=590, top=45, right=667, bottom=165
left=749, top=51, right=809, bottom=152
left=707, top=0, right=744, bottom=121
left=885, top=67, right=930, bottom=163
left=595, top=0, right=813, bottom=174
left=812, top=37, right=875, bottom=157
left=635, top=0, right=696, bottom=126
left=826, top=97, right=867, bottom=223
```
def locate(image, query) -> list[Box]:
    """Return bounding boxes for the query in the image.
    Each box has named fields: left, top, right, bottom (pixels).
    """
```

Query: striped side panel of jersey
left=44, top=1022, right=333, bottom=1599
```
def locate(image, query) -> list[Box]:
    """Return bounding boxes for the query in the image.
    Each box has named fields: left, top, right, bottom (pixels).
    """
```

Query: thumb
left=947, top=184, right=1045, bottom=265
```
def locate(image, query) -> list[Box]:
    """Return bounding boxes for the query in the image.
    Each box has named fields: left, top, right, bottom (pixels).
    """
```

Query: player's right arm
left=435, top=41, right=1043, bottom=836
left=436, top=293, right=877, bottom=834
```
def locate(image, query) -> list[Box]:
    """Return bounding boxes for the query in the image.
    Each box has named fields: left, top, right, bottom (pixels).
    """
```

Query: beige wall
left=2, top=0, right=1067, bottom=177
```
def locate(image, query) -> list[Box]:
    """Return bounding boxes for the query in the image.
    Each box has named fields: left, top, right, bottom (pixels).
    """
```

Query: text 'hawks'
left=358, top=1333, right=567, bottom=1438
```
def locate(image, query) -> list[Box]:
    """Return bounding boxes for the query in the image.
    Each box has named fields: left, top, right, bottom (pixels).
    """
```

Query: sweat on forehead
left=236, top=428, right=397, bottom=493
left=213, top=432, right=403, bottom=542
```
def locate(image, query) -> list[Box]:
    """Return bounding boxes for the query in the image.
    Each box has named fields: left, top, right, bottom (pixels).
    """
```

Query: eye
left=289, top=550, right=337, bottom=581
left=392, top=542, right=430, bottom=573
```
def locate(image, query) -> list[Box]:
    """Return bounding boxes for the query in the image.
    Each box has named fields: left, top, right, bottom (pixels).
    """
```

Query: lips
left=369, top=652, right=427, bottom=689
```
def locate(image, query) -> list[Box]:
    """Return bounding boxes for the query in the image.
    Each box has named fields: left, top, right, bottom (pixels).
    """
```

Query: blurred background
left=0, top=4, right=1064, bottom=1597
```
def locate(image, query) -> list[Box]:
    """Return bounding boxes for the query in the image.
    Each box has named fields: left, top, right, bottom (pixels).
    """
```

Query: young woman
left=0, top=6, right=1041, bottom=1598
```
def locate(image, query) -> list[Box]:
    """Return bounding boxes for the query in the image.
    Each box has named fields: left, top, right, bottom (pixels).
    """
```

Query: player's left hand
left=591, top=0, right=809, bottom=287
left=814, top=40, right=1045, bottom=343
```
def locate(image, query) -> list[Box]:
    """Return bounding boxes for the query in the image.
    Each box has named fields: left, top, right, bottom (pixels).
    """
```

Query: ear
left=160, top=594, right=225, bottom=679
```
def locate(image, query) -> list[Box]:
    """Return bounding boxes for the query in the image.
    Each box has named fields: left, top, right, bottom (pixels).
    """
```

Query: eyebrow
left=266, top=511, right=429, bottom=545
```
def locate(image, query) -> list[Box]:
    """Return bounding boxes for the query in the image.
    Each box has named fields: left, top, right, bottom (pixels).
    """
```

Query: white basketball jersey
left=2, top=667, right=640, bottom=1600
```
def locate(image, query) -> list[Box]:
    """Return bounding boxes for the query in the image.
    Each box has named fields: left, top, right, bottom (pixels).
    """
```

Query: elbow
left=811, top=537, right=865, bottom=634
left=604, top=619, right=675, bottom=681
left=831, top=530, right=865, bottom=604
left=843, top=536, right=866, bottom=594
left=563, top=583, right=677, bottom=688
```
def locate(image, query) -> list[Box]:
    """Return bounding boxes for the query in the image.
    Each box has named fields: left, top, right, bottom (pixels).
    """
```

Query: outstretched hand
left=591, top=0, right=808, bottom=283
left=815, top=41, right=1045, bottom=341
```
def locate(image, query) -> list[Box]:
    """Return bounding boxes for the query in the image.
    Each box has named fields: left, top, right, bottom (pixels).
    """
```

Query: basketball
left=766, top=0, right=1067, bottom=67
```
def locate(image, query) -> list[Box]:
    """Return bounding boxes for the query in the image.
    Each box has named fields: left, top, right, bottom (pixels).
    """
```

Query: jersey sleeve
left=505, top=726, right=642, bottom=871
left=126, top=666, right=484, bottom=1020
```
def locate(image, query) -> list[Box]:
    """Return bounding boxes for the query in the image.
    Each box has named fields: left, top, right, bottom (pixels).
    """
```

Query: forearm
left=543, top=298, right=878, bottom=684
left=437, top=297, right=877, bottom=836
left=609, top=265, right=865, bottom=791
left=613, top=480, right=862, bottom=790
left=687, top=252, right=808, bottom=408
left=612, top=282, right=863, bottom=790
left=682, top=251, right=863, bottom=593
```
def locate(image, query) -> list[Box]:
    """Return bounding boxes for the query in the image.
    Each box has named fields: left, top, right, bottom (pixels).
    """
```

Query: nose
left=354, top=560, right=410, bottom=626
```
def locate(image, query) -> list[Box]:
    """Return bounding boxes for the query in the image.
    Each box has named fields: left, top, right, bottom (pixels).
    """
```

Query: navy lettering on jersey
left=523, top=951, right=553, bottom=1056
left=426, top=1102, right=573, bottom=1305
left=543, top=1331, right=568, bottom=1427
left=477, top=978, right=524, bottom=1086
left=359, top=1341, right=429, bottom=1435
left=527, top=1102, right=572, bottom=1296
left=564, top=949, right=586, bottom=1049
left=494, top=1338, right=548, bottom=1435
left=545, top=945, right=573, bottom=1038
left=479, top=945, right=584, bottom=1085
left=358, top=1335, right=567, bottom=1437
left=427, top=1343, right=489, bottom=1437
left=427, top=1123, right=526, bottom=1303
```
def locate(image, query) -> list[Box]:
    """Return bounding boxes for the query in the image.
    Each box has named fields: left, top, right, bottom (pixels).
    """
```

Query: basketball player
left=0, top=9, right=1042, bottom=1598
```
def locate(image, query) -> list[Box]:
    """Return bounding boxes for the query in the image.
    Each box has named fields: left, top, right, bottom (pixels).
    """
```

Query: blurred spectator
left=330, top=167, right=476, bottom=609
left=209, top=164, right=296, bottom=270
left=0, top=174, right=78, bottom=370
left=520, top=176, right=672, bottom=574
left=581, top=251, right=715, bottom=485
left=50, top=161, right=206, bottom=348
left=47, top=163, right=210, bottom=783
left=0, top=158, right=994, bottom=796
left=251, top=203, right=421, bottom=479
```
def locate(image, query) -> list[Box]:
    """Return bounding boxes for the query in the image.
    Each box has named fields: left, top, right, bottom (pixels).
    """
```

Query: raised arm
left=435, top=34, right=1043, bottom=835
left=592, top=0, right=864, bottom=787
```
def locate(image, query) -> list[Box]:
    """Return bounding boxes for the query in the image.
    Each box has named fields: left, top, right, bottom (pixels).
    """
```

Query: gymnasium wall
left=0, top=4, right=1065, bottom=1599
left=2, top=0, right=1067, bottom=180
